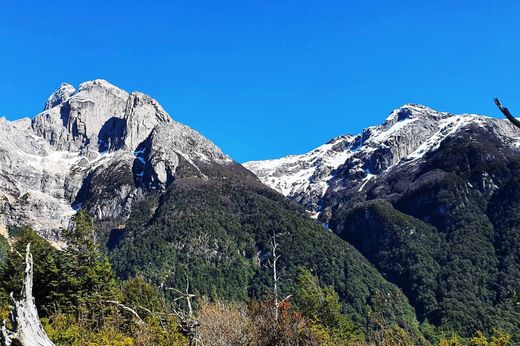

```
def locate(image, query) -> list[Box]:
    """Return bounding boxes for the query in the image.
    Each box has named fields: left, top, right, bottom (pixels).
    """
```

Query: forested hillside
left=324, top=122, right=520, bottom=343
left=247, top=107, right=520, bottom=344
left=1, top=212, right=512, bottom=345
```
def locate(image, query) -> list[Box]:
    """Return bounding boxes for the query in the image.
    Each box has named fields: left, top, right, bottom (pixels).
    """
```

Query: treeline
left=0, top=211, right=513, bottom=345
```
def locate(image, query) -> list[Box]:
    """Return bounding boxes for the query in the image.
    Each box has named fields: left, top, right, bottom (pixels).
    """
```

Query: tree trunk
left=2, top=243, right=55, bottom=346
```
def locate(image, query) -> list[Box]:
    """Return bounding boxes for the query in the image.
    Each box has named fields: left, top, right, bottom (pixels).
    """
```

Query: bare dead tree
left=267, top=231, right=292, bottom=322
left=268, top=231, right=281, bottom=321
left=166, top=278, right=200, bottom=346
left=1, top=243, right=55, bottom=346
left=495, top=98, right=520, bottom=129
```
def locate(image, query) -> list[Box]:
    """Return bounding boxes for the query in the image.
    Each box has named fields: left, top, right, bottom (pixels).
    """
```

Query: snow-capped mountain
left=0, top=80, right=232, bottom=236
left=244, top=104, right=520, bottom=219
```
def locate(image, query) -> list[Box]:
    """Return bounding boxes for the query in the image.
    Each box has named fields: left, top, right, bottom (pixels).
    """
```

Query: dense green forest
left=0, top=213, right=413, bottom=345
left=108, top=177, right=419, bottom=330
left=324, top=128, right=520, bottom=345
left=0, top=211, right=512, bottom=345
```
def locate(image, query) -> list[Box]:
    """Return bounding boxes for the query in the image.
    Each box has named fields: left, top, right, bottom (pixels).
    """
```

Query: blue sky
left=1, top=1, right=519, bottom=162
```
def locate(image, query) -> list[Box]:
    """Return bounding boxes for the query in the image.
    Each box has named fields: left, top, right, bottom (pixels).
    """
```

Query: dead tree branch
left=495, top=98, right=520, bottom=129
left=105, top=300, right=146, bottom=326
left=166, top=278, right=200, bottom=346
left=267, top=230, right=284, bottom=321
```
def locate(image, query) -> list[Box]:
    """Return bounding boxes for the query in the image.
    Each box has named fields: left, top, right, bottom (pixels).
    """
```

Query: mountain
left=245, top=104, right=520, bottom=221
left=0, top=80, right=229, bottom=237
left=0, top=80, right=421, bottom=336
left=245, top=104, right=520, bottom=338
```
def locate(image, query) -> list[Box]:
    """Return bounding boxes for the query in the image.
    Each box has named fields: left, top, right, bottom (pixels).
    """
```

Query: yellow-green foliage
left=471, top=329, right=511, bottom=346
left=42, top=302, right=187, bottom=345
left=439, top=334, right=462, bottom=346
left=293, top=268, right=365, bottom=344
left=42, top=313, right=133, bottom=346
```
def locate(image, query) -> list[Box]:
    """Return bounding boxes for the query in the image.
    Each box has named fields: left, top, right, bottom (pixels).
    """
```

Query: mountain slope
left=0, top=81, right=422, bottom=337
left=109, top=170, right=420, bottom=330
left=245, top=105, right=520, bottom=338
left=244, top=104, right=520, bottom=221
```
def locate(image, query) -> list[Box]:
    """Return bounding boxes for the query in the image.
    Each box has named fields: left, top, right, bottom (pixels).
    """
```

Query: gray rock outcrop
left=0, top=80, right=231, bottom=235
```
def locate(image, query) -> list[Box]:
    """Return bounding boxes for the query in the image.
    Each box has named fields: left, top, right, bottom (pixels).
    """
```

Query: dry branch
left=105, top=300, right=146, bottom=326
left=495, top=98, right=520, bottom=129
left=166, top=279, right=200, bottom=346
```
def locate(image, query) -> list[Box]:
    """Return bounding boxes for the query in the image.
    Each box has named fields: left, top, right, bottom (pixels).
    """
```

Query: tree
left=2, top=243, right=55, bottom=346
left=61, top=211, right=120, bottom=324
left=495, top=98, right=520, bottom=129
left=439, top=334, right=462, bottom=346
left=166, top=279, right=200, bottom=346
left=1, top=228, right=69, bottom=316
left=293, top=269, right=364, bottom=344
left=198, top=298, right=254, bottom=346
left=471, top=329, right=511, bottom=346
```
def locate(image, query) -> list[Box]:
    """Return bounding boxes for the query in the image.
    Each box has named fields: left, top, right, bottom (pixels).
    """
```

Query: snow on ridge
left=244, top=135, right=355, bottom=197
left=404, top=114, right=487, bottom=163
left=245, top=104, right=448, bottom=196
left=244, top=105, right=506, bottom=220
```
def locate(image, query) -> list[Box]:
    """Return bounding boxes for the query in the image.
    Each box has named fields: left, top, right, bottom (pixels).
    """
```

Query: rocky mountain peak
left=245, top=104, right=516, bottom=219
left=383, top=103, right=450, bottom=127
left=44, top=83, right=76, bottom=110
left=76, top=79, right=127, bottom=96
left=32, top=80, right=176, bottom=153
left=1, top=80, right=232, bottom=233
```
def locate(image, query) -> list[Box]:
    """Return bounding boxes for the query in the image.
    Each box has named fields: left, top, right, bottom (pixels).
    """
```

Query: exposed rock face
left=123, top=92, right=171, bottom=150
left=140, top=121, right=230, bottom=185
left=244, top=104, right=520, bottom=220
left=44, top=83, right=75, bottom=111
left=0, top=80, right=231, bottom=234
left=32, top=80, right=130, bottom=153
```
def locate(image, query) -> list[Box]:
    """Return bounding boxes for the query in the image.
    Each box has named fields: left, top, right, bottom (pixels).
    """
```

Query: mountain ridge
left=2, top=80, right=421, bottom=334
left=244, top=104, right=520, bottom=220
left=0, top=79, right=232, bottom=234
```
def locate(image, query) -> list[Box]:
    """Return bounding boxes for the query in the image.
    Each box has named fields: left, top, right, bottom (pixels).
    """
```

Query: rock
left=0, top=80, right=232, bottom=237
left=123, top=92, right=171, bottom=151
left=44, top=83, right=75, bottom=111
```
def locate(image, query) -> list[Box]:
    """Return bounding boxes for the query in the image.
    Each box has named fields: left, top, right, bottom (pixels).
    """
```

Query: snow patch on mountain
left=245, top=135, right=353, bottom=201
left=245, top=104, right=515, bottom=219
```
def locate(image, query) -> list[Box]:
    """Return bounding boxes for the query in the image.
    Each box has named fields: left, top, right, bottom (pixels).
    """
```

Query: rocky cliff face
left=0, top=80, right=231, bottom=234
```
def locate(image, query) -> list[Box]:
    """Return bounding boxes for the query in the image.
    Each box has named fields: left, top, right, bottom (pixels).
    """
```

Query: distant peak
left=385, top=103, right=449, bottom=123
left=44, top=83, right=76, bottom=110
left=400, top=103, right=431, bottom=110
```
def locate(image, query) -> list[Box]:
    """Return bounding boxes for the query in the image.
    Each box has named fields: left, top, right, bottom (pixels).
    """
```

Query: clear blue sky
left=1, top=1, right=519, bottom=162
